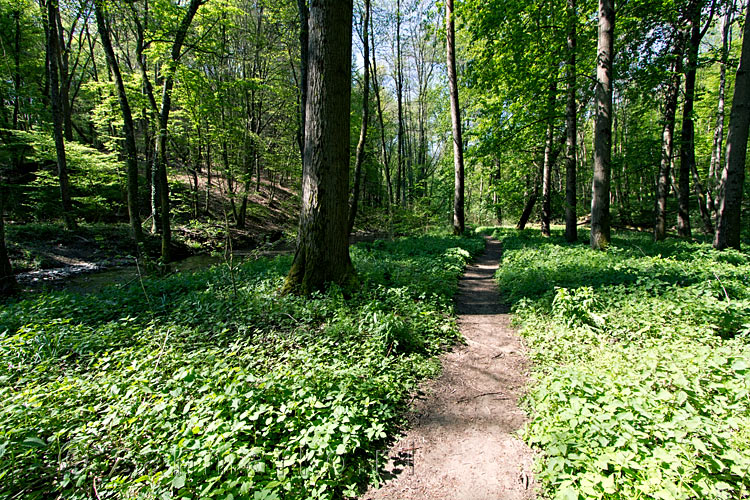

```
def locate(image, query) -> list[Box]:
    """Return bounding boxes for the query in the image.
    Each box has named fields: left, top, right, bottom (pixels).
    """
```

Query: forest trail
left=362, top=236, right=536, bottom=500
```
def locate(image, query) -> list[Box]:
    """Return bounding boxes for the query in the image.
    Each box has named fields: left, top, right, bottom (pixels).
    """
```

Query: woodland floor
left=362, top=236, right=537, bottom=500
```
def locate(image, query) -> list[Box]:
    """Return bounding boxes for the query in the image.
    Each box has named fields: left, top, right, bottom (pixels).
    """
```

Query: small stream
left=17, top=248, right=292, bottom=295
left=16, top=232, right=386, bottom=295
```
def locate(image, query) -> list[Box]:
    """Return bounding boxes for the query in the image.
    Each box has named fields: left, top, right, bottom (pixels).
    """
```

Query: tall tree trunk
left=591, top=0, right=613, bottom=249
left=714, top=0, right=750, bottom=250
left=348, top=0, right=370, bottom=235
left=0, top=188, right=15, bottom=296
left=152, top=0, right=203, bottom=262
left=46, top=0, right=76, bottom=230
left=447, top=0, right=464, bottom=235
left=565, top=0, right=578, bottom=242
left=678, top=0, right=703, bottom=238
left=94, top=0, right=143, bottom=246
left=396, top=0, right=404, bottom=207
left=541, top=80, right=557, bottom=237
left=370, top=23, right=393, bottom=210
left=13, top=10, right=21, bottom=130
left=655, top=34, right=684, bottom=241
left=282, top=0, right=356, bottom=295
left=297, top=0, right=309, bottom=161
left=709, top=1, right=733, bottom=217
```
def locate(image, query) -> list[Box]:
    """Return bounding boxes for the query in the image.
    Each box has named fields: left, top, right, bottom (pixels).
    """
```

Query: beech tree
left=282, top=0, right=356, bottom=295
left=44, top=0, right=76, bottom=230
left=591, top=0, right=613, bottom=250
left=348, top=0, right=371, bottom=235
left=565, top=0, right=578, bottom=243
left=714, top=0, right=749, bottom=250
left=654, top=33, right=683, bottom=242
left=94, top=0, right=143, bottom=246
left=446, top=0, right=464, bottom=235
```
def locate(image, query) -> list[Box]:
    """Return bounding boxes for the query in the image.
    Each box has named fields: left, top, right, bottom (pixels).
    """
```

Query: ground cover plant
left=0, top=233, right=484, bottom=499
left=485, top=227, right=750, bottom=500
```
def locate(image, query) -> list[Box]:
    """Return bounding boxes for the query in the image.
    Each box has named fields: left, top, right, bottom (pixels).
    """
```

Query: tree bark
left=152, top=0, right=203, bottom=262
left=678, top=0, right=703, bottom=238
left=13, top=10, right=21, bottom=130
left=297, top=0, right=309, bottom=161
left=46, top=0, right=76, bottom=230
left=591, top=0, right=613, bottom=249
left=447, top=0, right=465, bottom=235
left=94, top=0, right=144, bottom=247
left=541, top=80, right=557, bottom=237
left=655, top=33, right=683, bottom=241
left=0, top=187, right=15, bottom=296
left=709, top=1, right=733, bottom=217
left=282, top=0, right=356, bottom=295
left=714, top=0, right=750, bottom=250
left=348, top=0, right=370, bottom=235
left=370, top=22, right=393, bottom=210
left=565, top=0, right=578, bottom=242
left=395, top=0, right=405, bottom=207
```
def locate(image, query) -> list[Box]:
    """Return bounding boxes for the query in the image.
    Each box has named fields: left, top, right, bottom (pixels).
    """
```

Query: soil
left=362, top=236, right=536, bottom=500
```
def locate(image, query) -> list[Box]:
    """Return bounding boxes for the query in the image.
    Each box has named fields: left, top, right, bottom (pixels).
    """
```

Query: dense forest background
left=1, top=0, right=747, bottom=280
left=1, top=1, right=750, bottom=499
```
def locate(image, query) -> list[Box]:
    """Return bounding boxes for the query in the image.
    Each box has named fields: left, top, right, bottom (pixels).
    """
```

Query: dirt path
left=362, top=236, right=536, bottom=500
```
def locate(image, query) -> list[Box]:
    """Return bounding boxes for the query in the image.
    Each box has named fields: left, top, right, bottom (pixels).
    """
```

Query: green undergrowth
left=483, top=226, right=750, bottom=500
left=0, top=233, right=484, bottom=499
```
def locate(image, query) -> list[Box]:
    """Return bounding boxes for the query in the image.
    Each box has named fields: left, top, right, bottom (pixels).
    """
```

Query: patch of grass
left=0, top=233, right=484, bottom=499
left=485, top=227, right=750, bottom=500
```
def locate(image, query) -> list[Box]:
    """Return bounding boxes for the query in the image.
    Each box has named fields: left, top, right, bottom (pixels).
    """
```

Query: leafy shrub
left=0, top=232, right=484, bottom=499
left=487, top=227, right=750, bottom=500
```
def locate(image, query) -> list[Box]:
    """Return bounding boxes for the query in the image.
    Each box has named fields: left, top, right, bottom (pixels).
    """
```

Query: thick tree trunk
left=678, top=1, right=702, bottom=238
left=591, top=0, right=613, bottom=249
left=541, top=80, right=557, bottom=237
left=46, top=0, right=76, bottom=230
left=282, top=0, right=356, bottom=295
left=565, top=0, right=578, bottom=242
left=94, top=0, right=143, bottom=247
left=655, top=34, right=683, bottom=241
left=447, top=0, right=465, bottom=235
left=0, top=189, right=15, bottom=296
left=348, top=0, right=370, bottom=235
left=714, top=0, right=750, bottom=250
